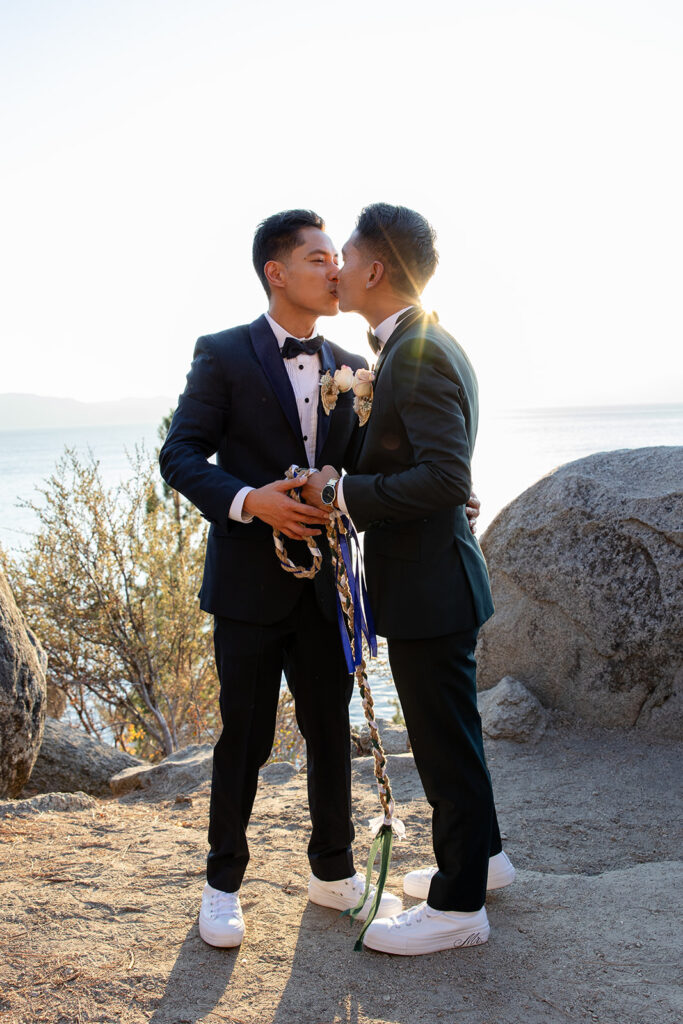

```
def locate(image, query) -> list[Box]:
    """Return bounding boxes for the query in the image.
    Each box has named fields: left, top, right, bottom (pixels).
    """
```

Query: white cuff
left=229, top=486, right=255, bottom=523
left=336, top=476, right=350, bottom=515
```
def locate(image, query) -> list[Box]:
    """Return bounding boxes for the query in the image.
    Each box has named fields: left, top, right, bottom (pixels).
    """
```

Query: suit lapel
left=372, top=307, right=427, bottom=383
left=315, top=340, right=336, bottom=463
left=355, top=307, right=429, bottom=464
left=248, top=315, right=304, bottom=449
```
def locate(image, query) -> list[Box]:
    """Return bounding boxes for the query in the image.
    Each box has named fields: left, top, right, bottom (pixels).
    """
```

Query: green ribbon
left=342, top=825, right=395, bottom=952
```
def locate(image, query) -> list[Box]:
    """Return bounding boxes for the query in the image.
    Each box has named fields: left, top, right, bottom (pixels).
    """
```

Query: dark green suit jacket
left=343, top=308, right=494, bottom=639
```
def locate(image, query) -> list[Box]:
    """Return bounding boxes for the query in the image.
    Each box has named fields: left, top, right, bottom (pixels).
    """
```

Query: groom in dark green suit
left=304, top=203, right=514, bottom=955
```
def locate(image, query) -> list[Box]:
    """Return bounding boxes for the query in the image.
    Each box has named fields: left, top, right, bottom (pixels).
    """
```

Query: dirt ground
left=0, top=723, right=681, bottom=1024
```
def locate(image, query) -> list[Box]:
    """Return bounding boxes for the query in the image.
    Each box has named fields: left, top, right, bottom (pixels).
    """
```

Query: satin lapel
left=248, top=315, right=304, bottom=448
left=372, top=307, right=426, bottom=385
left=355, top=308, right=428, bottom=464
left=315, top=339, right=336, bottom=463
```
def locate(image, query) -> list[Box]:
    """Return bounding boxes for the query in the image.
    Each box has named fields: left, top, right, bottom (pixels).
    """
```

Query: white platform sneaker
left=308, top=872, right=403, bottom=921
left=403, top=851, right=516, bottom=900
left=198, top=883, right=245, bottom=947
left=363, top=902, right=490, bottom=955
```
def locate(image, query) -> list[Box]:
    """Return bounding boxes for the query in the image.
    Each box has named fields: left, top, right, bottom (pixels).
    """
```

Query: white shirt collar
left=265, top=312, right=318, bottom=351
left=372, top=306, right=415, bottom=349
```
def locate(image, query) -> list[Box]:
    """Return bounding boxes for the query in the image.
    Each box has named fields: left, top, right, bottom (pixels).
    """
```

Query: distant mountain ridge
left=0, top=394, right=176, bottom=431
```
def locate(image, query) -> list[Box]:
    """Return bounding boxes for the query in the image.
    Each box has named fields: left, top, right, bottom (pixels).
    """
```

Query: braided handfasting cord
left=326, top=514, right=395, bottom=824
left=273, top=466, right=402, bottom=949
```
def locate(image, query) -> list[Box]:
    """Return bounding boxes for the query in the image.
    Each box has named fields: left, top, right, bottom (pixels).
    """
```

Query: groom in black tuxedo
left=159, top=210, right=403, bottom=947
left=304, top=204, right=513, bottom=955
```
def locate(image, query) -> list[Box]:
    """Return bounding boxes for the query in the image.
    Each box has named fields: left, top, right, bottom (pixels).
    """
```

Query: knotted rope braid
left=274, top=465, right=403, bottom=950
left=272, top=504, right=322, bottom=579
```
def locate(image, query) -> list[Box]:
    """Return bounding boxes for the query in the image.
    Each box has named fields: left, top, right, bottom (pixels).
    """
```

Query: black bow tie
left=281, top=335, right=324, bottom=359
left=367, top=329, right=380, bottom=355
left=367, top=308, right=417, bottom=355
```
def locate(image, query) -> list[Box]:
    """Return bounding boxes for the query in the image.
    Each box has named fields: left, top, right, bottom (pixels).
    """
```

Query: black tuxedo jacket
left=343, top=309, right=494, bottom=639
left=159, top=314, right=367, bottom=623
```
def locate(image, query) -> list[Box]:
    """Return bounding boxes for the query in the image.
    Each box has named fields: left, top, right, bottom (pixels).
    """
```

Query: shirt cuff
left=336, top=476, right=350, bottom=515
left=229, top=486, right=255, bottom=523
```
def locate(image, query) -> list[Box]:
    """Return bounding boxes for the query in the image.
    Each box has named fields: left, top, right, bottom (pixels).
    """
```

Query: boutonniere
left=320, top=365, right=375, bottom=426
left=352, top=367, right=375, bottom=427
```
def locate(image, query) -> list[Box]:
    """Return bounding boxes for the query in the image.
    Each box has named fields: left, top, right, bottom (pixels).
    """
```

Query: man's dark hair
left=252, top=209, right=325, bottom=296
left=354, top=203, right=438, bottom=297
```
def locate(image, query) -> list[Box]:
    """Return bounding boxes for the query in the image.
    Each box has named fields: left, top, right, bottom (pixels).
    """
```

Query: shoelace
left=353, top=883, right=376, bottom=902
left=345, top=876, right=377, bottom=903
left=210, top=891, right=241, bottom=919
left=396, top=904, right=426, bottom=927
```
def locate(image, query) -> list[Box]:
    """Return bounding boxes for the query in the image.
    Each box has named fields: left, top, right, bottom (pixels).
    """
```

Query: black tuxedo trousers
left=208, top=582, right=355, bottom=893
left=344, top=310, right=502, bottom=911
left=387, top=628, right=502, bottom=911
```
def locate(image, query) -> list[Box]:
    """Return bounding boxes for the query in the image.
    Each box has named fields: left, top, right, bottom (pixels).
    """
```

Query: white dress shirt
left=336, top=306, right=414, bottom=515
left=229, top=313, right=322, bottom=523
left=371, top=306, right=414, bottom=350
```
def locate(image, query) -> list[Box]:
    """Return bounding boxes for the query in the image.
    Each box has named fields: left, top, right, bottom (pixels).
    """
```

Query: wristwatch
left=321, top=477, right=339, bottom=506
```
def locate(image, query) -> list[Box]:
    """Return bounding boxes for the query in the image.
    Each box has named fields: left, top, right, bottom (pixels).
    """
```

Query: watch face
left=322, top=483, right=336, bottom=505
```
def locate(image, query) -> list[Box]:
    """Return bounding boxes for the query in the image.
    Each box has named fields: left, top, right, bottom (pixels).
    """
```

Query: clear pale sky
left=2, top=0, right=681, bottom=412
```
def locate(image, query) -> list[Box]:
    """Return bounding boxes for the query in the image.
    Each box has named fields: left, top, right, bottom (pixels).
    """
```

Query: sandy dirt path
left=0, top=726, right=680, bottom=1024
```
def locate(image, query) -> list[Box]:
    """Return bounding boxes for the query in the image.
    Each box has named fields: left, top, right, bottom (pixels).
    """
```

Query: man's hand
left=243, top=478, right=330, bottom=540
left=301, top=466, right=338, bottom=511
left=466, top=490, right=481, bottom=535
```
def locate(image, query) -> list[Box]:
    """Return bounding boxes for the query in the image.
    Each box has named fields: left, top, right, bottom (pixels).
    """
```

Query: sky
left=1, top=0, right=681, bottom=413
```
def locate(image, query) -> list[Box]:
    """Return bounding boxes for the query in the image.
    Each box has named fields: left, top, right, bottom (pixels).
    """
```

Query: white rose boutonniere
left=320, top=365, right=375, bottom=424
left=352, top=368, right=375, bottom=427
left=320, top=364, right=355, bottom=415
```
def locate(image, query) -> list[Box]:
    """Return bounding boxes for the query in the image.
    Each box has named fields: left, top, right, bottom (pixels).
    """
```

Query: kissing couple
left=160, top=203, right=514, bottom=956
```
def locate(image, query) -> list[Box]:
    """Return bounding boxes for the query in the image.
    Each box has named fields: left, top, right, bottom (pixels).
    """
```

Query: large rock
left=479, top=676, right=548, bottom=743
left=478, top=447, right=683, bottom=734
left=110, top=743, right=213, bottom=798
left=23, top=626, right=66, bottom=718
left=22, top=717, right=143, bottom=797
left=0, top=572, right=46, bottom=797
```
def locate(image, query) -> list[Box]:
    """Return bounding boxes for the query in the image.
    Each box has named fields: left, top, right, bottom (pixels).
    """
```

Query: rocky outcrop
left=0, top=572, right=46, bottom=797
left=478, top=447, right=683, bottom=735
left=260, top=761, right=298, bottom=784
left=0, top=791, right=97, bottom=817
left=479, top=676, right=548, bottom=743
left=110, top=744, right=213, bottom=799
left=23, top=717, right=143, bottom=797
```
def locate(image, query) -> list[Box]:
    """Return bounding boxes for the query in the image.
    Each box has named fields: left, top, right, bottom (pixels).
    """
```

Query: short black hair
left=252, top=209, right=325, bottom=296
left=354, top=203, right=438, bottom=297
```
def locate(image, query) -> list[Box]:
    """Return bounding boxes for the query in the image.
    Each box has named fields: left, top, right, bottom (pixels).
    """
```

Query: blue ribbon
left=334, top=515, right=377, bottom=673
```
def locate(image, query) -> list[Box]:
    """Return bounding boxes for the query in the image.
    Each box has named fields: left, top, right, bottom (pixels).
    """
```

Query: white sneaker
left=198, top=883, right=245, bottom=947
left=363, top=901, right=490, bottom=955
left=487, top=851, right=516, bottom=889
left=403, top=851, right=516, bottom=900
left=308, top=872, right=403, bottom=922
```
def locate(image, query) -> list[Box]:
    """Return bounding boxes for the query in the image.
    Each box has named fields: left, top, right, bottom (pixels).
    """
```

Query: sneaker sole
left=198, top=918, right=244, bottom=948
left=364, top=923, right=490, bottom=955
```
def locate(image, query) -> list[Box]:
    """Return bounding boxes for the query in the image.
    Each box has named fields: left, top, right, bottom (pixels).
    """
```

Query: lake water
left=1, top=404, right=681, bottom=725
